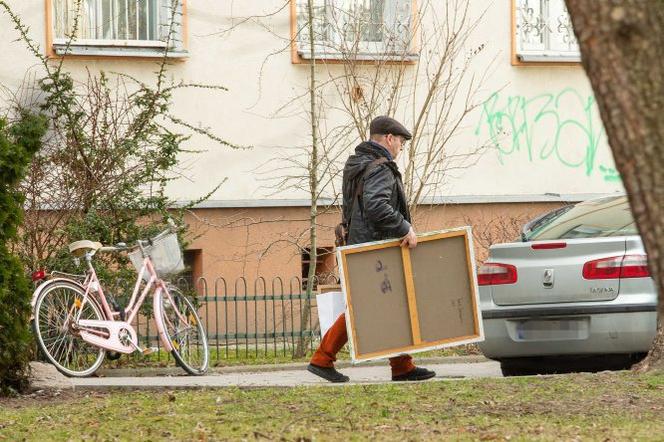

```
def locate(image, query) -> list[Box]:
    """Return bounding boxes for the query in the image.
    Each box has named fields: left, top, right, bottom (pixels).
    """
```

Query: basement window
left=180, top=249, right=202, bottom=291
left=301, top=247, right=336, bottom=290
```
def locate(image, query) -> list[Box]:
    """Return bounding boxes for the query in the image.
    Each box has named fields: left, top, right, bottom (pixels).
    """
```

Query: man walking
left=307, top=116, right=436, bottom=383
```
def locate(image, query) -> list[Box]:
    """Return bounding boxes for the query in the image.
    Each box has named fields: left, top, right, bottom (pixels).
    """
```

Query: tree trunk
left=294, top=0, right=318, bottom=359
left=565, top=0, right=664, bottom=371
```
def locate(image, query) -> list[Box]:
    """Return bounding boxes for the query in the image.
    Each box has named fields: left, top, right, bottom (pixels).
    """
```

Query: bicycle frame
left=71, top=249, right=188, bottom=354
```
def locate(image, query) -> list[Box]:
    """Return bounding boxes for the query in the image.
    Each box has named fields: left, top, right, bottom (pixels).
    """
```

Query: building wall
left=0, top=2, right=622, bottom=279
left=1, top=1, right=623, bottom=204
left=184, top=201, right=562, bottom=283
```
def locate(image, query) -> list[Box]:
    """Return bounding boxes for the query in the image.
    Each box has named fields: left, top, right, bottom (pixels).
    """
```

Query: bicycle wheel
left=33, top=281, right=106, bottom=377
left=157, top=287, right=209, bottom=375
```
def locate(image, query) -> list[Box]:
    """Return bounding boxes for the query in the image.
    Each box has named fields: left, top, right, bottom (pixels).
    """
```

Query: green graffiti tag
left=475, top=88, right=620, bottom=182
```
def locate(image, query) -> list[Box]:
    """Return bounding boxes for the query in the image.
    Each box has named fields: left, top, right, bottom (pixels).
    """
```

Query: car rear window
left=525, top=196, right=638, bottom=240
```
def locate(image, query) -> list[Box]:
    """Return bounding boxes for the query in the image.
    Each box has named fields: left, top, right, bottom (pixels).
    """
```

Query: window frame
left=45, top=0, right=189, bottom=59
left=290, top=0, right=419, bottom=64
left=510, top=0, right=581, bottom=66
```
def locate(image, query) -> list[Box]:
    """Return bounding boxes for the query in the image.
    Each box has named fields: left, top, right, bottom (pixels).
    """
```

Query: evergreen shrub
left=0, top=111, right=47, bottom=395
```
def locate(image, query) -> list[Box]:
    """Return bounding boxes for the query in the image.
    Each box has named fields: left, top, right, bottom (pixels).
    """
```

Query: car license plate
left=514, top=318, right=589, bottom=341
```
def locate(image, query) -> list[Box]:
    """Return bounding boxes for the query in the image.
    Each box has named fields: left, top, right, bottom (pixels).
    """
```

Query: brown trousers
left=310, top=312, right=415, bottom=377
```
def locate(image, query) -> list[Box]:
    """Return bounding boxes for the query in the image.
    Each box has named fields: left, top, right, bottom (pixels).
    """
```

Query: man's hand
left=400, top=226, right=417, bottom=248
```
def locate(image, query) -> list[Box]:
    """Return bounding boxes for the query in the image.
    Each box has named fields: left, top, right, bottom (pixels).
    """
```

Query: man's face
left=386, top=134, right=407, bottom=159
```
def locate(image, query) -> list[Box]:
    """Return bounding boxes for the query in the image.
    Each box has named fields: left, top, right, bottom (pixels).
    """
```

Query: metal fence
left=130, top=275, right=336, bottom=364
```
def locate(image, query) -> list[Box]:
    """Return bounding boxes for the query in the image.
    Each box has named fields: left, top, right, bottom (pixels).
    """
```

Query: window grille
left=296, top=0, right=416, bottom=61
left=515, top=0, right=580, bottom=62
left=52, top=0, right=185, bottom=57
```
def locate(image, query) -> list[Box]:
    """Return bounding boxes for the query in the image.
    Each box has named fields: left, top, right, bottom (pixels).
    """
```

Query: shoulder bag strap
left=345, top=157, right=389, bottom=228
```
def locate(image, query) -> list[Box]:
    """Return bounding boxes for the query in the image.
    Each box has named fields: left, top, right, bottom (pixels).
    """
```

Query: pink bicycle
left=31, top=223, right=209, bottom=377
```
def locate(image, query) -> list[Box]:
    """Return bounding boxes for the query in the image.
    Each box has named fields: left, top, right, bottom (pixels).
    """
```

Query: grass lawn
left=1, top=371, right=662, bottom=441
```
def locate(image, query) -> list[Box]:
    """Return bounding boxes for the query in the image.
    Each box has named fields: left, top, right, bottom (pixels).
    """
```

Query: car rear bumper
left=479, top=304, right=657, bottom=359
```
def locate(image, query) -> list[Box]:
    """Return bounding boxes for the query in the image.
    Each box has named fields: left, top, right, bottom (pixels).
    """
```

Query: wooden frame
left=510, top=0, right=579, bottom=67
left=337, top=227, right=484, bottom=362
left=289, top=0, right=419, bottom=65
left=44, top=0, right=189, bottom=61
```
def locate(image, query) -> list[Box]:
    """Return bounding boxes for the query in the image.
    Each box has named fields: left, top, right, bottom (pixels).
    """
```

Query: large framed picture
left=337, top=227, right=484, bottom=362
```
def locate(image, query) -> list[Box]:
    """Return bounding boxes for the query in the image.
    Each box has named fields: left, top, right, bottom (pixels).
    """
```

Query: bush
left=0, top=111, right=47, bottom=395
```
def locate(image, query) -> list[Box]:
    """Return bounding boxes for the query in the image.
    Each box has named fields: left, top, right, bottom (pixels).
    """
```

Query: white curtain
left=53, top=0, right=165, bottom=42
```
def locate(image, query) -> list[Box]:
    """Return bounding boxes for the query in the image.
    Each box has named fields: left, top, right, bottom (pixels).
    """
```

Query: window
left=514, top=0, right=580, bottom=63
left=50, top=0, right=186, bottom=57
left=525, top=196, right=637, bottom=241
left=301, top=247, right=336, bottom=290
left=295, top=0, right=416, bottom=61
left=181, top=249, right=202, bottom=291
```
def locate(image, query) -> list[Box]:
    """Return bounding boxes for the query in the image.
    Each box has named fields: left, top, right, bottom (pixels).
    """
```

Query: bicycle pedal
left=142, top=347, right=158, bottom=356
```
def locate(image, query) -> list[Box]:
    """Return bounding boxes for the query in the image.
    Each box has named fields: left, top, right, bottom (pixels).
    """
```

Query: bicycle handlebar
left=141, top=219, right=180, bottom=243
left=97, top=219, right=179, bottom=254
left=98, top=242, right=129, bottom=253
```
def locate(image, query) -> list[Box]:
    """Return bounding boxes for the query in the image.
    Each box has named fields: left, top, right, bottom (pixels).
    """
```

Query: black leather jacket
left=343, top=141, right=411, bottom=245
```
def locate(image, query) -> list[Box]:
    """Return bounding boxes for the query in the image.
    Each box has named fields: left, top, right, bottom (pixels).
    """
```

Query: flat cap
left=369, top=116, right=412, bottom=140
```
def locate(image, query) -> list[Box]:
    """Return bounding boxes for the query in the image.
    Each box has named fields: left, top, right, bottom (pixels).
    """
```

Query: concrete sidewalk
left=31, top=356, right=501, bottom=390
left=98, top=355, right=489, bottom=377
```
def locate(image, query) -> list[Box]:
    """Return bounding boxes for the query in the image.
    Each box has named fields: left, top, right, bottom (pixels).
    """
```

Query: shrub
left=0, top=111, right=47, bottom=395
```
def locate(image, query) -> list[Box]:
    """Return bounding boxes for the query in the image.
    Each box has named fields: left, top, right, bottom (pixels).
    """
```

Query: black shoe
left=307, top=363, right=350, bottom=383
left=392, top=366, right=436, bottom=382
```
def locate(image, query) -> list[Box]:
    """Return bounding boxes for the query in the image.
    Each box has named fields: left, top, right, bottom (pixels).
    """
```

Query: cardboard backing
left=337, top=227, right=484, bottom=362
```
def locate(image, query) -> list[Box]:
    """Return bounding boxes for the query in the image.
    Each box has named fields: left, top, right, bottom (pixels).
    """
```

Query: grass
left=1, top=371, right=662, bottom=441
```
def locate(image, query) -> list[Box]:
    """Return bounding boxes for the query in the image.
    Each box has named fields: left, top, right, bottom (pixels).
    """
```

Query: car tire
left=499, top=354, right=648, bottom=377
left=500, top=363, right=523, bottom=377
left=499, top=359, right=539, bottom=377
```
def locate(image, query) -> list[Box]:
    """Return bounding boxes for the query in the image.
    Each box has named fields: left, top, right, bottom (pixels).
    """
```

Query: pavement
left=30, top=356, right=502, bottom=390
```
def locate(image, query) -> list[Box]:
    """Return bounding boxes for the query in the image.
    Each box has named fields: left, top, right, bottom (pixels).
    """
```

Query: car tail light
left=531, top=242, right=567, bottom=250
left=582, top=255, right=650, bottom=280
left=31, top=269, right=46, bottom=282
left=618, top=255, right=651, bottom=278
left=477, top=263, right=517, bottom=286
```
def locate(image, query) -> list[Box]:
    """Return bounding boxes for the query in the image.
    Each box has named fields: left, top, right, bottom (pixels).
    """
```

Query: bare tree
left=565, top=0, right=664, bottom=371
left=308, top=0, right=495, bottom=215
left=463, top=212, right=534, bottom=263
left=222, top=1, right=495, bottom=357
left=284, top=0, right=494, bottom=356
left=252, top=0, right=348, bottom=357
left=1, top=0, right=238, bottom=282
left=296, top=0, right=322, bottom=358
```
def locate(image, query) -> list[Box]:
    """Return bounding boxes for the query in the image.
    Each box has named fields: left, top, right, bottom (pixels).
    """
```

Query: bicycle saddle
left=68, top=240, right=103, bottom=257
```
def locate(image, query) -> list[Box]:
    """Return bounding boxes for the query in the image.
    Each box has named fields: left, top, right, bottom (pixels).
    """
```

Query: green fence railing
left=130, top=275, right=338, bottom=364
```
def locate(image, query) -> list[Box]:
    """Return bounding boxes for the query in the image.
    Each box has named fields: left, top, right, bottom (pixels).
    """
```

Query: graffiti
left=475, top=88, right=620, bottom=182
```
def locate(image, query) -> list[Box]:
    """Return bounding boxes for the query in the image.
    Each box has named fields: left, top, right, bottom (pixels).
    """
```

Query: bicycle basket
left=128, top=232, right=185, bottom=281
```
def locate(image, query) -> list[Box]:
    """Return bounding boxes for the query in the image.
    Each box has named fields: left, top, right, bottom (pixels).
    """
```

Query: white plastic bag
left=316, top=291, right=346, bottom=337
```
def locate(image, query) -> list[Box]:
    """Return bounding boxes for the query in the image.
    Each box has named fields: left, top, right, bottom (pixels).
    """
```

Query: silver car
left=478, top=195, right=658, bottom=376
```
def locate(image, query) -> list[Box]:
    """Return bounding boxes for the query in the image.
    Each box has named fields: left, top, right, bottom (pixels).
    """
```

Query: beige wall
left=0, top=1, right=622, bottom=206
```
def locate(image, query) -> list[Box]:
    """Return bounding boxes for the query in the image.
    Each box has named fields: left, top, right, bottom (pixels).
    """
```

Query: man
left=307, top=116, right=436, bottom=383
